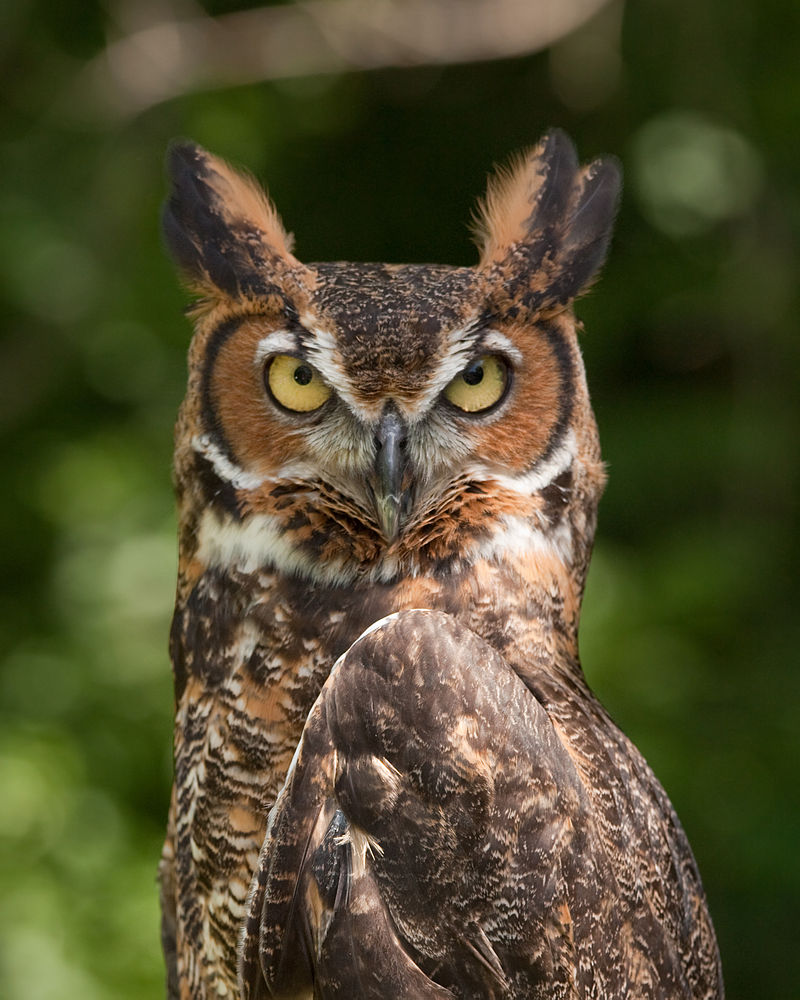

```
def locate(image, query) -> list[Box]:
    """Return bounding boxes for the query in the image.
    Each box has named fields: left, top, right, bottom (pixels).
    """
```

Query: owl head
left=163, top=132, right=620, bottom=590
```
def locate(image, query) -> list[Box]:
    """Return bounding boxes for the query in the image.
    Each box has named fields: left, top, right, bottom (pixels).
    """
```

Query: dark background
left=1, top=1, right=798, bottom=997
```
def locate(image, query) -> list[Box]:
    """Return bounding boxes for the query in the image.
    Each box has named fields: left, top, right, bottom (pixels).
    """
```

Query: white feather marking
left=196, top=509, right=288, bottom=573
left=207, top=723, right=224, bottom=751
left=370, top=754, right=403, bottom=793
left=335, top=823, right=383, bottom=879
left=376, top=324, right=522, bottom=423
left=191, top=433, right=264, bottom=491
left=231, top=618, right=262, bottom=663
left=300, top=322, right=363, bottom=408
left=479, top=428, right=578, bottom=497
left=195, top=508, right=356, bottom=584
left=475, top=513, right=573, bottom=565
left=392, top=319, right=488, bottom=420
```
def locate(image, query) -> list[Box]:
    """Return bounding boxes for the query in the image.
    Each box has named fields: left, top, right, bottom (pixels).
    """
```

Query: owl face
left=165, top=132, right=620, bottom=583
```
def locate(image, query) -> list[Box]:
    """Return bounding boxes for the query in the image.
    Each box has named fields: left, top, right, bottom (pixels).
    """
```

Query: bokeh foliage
left=1, top=1, right=798, bottom=998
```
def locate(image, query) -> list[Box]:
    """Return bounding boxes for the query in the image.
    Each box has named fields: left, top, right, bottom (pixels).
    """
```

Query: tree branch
left=64, top=0, right=612, bottom=121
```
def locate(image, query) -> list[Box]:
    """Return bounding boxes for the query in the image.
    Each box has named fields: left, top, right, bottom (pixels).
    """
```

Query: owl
left=159, top=131, right=724, bottom=1000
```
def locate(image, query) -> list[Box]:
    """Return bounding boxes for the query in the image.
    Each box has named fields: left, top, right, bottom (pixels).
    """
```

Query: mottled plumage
left=159, top=131, right=724, bottom=999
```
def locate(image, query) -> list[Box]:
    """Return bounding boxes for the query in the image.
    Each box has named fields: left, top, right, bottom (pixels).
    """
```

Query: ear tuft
left=162, top=141, right=301, bottom=302
left=474, top=130, right=621, bottom=312
left=473, top=130, right=577, bottom=268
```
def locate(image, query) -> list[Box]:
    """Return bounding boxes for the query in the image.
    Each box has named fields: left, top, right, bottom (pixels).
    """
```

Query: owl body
left=161, top=134, right=724, bottom=999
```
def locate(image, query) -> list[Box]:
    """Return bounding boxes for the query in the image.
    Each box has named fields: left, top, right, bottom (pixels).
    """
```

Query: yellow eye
left=265, top=355, right=331, bottom=412
left=444, top=355, right=509, bottom=413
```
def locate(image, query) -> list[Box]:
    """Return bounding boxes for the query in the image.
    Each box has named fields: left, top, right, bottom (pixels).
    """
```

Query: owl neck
left=176, top=496, right=594, bottom=703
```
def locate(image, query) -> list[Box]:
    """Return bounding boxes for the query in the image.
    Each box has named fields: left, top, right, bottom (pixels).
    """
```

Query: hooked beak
left=371, top=407, right=410, bottom=542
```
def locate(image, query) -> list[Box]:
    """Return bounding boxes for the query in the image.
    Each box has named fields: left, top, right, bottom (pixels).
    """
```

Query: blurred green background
left=1, top=1, right=798, bottom=997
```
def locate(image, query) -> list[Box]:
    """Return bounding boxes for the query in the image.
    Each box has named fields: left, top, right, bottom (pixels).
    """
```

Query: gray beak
left=372, top=407, right=409, bottom=542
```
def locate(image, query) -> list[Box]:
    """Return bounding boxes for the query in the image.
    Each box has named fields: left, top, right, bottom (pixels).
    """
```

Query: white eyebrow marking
left=254, top=329, right=300, bottom=364
left=479, top=329, right=523, bottom=363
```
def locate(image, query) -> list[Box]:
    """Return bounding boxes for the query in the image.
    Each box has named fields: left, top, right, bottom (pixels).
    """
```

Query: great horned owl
left=159, top=131, right=724, bottom=999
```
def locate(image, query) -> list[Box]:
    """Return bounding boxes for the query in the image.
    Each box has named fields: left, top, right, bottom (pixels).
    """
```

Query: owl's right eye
left=265, top=355, right=332, bottom=412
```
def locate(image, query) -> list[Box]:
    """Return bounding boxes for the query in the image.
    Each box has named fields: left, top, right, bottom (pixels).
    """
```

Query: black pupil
left=463, top=362, right=484, bottom=386
left=294, top=364, right=313, bottom=386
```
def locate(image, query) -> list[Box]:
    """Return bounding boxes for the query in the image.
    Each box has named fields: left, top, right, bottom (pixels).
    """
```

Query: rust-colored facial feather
left=208, top=316, right=304, bottom=478
left=466, top=313, right=578, bottom=475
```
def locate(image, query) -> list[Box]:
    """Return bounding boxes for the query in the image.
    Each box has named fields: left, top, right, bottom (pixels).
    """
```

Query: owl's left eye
left=444, top=355, right=510, bottom=413
left=265, top=355, right=332, bottom=412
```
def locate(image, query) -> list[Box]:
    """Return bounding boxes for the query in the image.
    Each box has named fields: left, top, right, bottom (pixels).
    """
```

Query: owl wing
left=239, top=609, right=595, bottom=1000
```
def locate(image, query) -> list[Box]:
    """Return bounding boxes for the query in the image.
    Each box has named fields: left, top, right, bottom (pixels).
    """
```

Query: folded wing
left=239, top=609, right=605, bottom=1000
